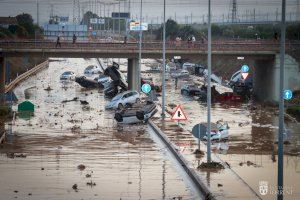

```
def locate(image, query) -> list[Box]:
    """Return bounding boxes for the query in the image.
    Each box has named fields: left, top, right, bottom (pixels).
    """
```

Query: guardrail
left=1, top=40, right=296, bottom=52
left=5, top=60, right=49, bottom=93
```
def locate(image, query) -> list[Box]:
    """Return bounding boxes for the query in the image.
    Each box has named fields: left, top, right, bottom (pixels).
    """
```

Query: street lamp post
left=278, top=1, right=286, bottom=199
left=207, top=0, right=212, bottom=163
left=162, top=0, right=166, bottom=117
left=138, top=0, right=142, bottom=92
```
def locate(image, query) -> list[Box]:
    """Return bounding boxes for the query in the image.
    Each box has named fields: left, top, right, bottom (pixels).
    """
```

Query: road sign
left=171, top=105, right=187, bottom=121
left=192, top=124, right=207, bottom=139
left=141, top=83, right=151, bottom=94
left=130, top=22, right=148, bottom=31
left=283, top=90, right=293, bottom=100
left=241, top=72, right=249, bottom=80
left=241, top=64, right=249, bottom=73
left=90, top=18, right=105, bottom=24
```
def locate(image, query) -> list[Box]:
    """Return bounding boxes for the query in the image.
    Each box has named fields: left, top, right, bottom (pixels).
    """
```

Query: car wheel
left=136, top=98, right=141, bottom=103
left=118, top=103, right=124, bottom=110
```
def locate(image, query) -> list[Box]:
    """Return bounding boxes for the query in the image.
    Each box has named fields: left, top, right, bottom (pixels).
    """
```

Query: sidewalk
left=150, top=115, right=261, bottom=199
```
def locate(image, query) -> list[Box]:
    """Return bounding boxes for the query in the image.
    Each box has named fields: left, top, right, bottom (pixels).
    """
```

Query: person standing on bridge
left=72, top=34, right=77, bottom=44
left=55, top=35, right=61, bottom=48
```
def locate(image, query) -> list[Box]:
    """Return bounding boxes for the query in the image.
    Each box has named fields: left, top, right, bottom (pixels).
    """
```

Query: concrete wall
left=254, top=54, right=300, bottom=102
left=271, top=54, right=300, bottom=102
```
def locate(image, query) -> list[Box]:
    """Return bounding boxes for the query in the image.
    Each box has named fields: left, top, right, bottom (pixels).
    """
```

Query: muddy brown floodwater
left=0, top=58, right=200, bottom=200
left=153, top=69, right=300, bottom=200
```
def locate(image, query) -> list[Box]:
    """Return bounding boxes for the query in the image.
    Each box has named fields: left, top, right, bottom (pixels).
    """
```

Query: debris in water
left=193, top=149, right=204, bottom=155
left=72, top=184, right=78, bottom=191
left=71, top=125, right=81, bottom=133
left=62, top=97, right=78, bottom=103
left=80, top=100, right=89, bottom=105
left=86, top=181, right=96, bottom=187
left=6, top=152, right=15, bottom=158
left=86, top=174, right=91, bottom=178
left=197, top=162, right=224, bottom=170
left=77, top=164, right=86, bottom=171
left=44, top=84, right=53, bottom=91
left=15, top=153, right=27, bottom=158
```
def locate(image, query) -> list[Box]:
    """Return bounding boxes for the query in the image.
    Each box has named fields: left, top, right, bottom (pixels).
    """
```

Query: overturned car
left=114, top=102, right=157, bottom=124
left=75, top=76, right=104, bottom=88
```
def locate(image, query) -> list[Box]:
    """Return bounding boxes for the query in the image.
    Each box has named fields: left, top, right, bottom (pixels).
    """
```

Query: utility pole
left=207, top=0, right=212, bottom=163
left=162, top=0, right=166, bottom=117
left=119, top=0, right=121, bottom=37
left=36, top=0, right=39, bottom=26
left=231, top=0, right=237, bottom=22
left=278, top=0, right=286, bottom=199
left=297, top=0, right=300, bottom=21
left=138, top=0, right=143, bottom=93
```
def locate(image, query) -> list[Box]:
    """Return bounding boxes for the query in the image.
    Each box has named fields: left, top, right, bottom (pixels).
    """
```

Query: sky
left=0, top=0, right=298, bottom=24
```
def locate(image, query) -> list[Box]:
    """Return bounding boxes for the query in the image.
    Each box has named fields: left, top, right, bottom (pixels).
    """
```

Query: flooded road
left=0, top=58, right=198, bottom=200
left=155, top=71, right=300, bottom=199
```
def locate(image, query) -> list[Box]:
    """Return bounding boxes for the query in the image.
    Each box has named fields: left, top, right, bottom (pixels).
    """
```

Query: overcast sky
left=0, top=0, right=298, bottom=24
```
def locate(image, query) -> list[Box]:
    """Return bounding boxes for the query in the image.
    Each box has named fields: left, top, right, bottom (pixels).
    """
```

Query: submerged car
left=75, top=76, right=103, bottom=88
left=114, top=102, right=157, bottom=124
left=202, top=122, right=229, bottom=141
left=94, top=74, right=110, bottom=84
left=181, top=84, right=205, bottom=96
left=105, top=90, right=140, bottom=110
left=84, top=65, right=101, bottom=74
left=60, top=71, right=76, bottom=80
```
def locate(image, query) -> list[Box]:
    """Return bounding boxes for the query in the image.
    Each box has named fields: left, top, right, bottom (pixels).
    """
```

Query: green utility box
left=18, top=101, right=35, bottom=112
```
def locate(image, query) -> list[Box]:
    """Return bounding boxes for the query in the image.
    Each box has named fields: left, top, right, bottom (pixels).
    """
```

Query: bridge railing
left=0, top=39, right=298, bottom=52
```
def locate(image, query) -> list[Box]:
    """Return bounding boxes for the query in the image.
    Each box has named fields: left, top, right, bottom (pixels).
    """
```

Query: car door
left=121, top=93, right=128, bottom=105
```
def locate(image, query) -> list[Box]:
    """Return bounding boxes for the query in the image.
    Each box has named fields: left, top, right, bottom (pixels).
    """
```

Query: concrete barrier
left=148, top=120, right=215, bottom=200
left=5, top=60, right=49, bottom=93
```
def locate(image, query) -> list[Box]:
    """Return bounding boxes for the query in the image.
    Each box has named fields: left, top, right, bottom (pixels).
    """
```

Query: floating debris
left=86, top=181, right=96, bottom=187
left=77, top=164, right=86, bottom=171
left=62, top=97, right=78, bottom=103
left=197, top=162, right=224, bottom=170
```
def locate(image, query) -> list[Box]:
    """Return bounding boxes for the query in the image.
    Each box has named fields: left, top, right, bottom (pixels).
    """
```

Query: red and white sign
left=241, top=72, right=249, bottom=80
left=171, top=105, right=188, bottom=121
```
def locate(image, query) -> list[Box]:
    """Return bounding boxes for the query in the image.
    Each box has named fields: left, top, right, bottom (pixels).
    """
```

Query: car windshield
left=112, top=93, right=124, bottom=101
left=62, top=71, right=72, bottom=75
left=85, top=65, right=95, bottom=70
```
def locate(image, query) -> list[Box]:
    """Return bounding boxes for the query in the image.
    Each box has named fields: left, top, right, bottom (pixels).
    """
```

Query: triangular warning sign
left=171, top=105, right=188, bottom=121
left=241, top=72, right=249, bottom=80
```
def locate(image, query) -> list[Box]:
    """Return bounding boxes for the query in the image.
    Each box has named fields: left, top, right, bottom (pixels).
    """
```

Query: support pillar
left=0, top=57, right=5, bottom=105
left=127, top=58, right=140, bottom=91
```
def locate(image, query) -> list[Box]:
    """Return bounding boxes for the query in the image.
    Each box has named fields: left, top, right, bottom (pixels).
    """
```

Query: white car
left=95, top=74, right=110, bottom=84
left=60, top=71, right=76, bottom=80
left=105, top=91, right=140, bottom=110
left=84, top=65, right=101, bottom=74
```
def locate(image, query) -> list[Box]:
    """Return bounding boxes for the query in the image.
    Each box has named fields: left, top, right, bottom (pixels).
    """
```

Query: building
left=0, top=17, right=17, bottom=29
left=43, top=24, right=88, bottom=40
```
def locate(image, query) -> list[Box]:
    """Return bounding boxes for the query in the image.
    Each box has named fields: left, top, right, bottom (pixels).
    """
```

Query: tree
left=82, top=11, right=99, bottom=26
left=155, top=19, right=180, bottom=40
left=16, top=13, right=35, bottom=35
left=8, top=24, right=28, bottom=37
left=178, top=25, right=198, bottom=40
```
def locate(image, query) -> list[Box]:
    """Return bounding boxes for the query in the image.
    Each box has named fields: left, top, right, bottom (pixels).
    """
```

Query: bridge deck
left=0, top=40, right=298, bottom=59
